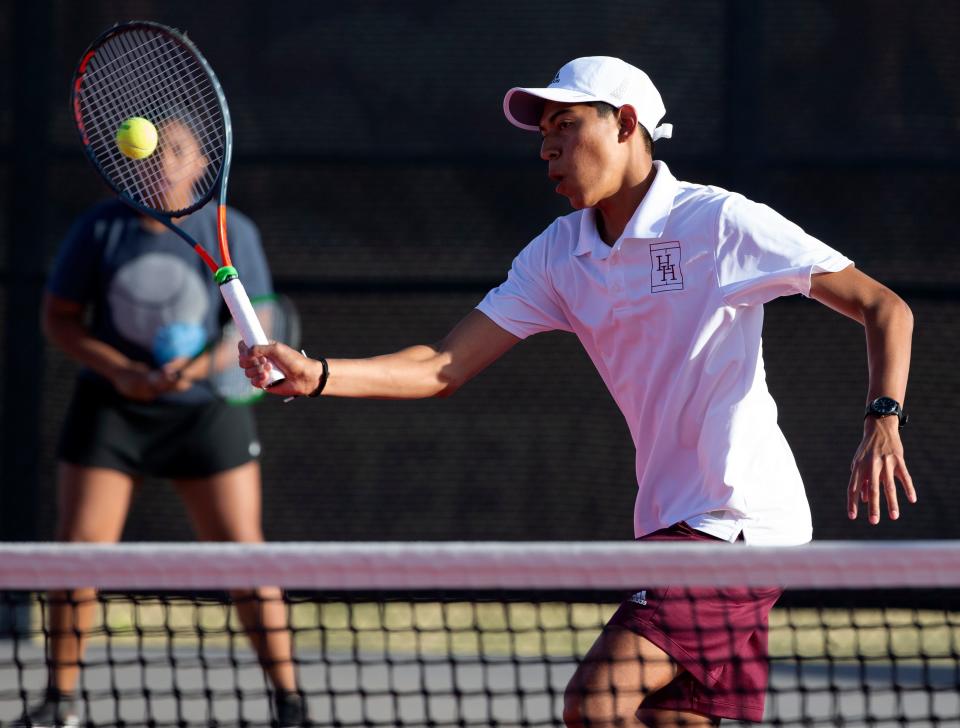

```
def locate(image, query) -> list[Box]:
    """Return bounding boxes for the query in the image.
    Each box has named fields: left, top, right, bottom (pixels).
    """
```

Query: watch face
left=872, top=397, right=899, bottom=415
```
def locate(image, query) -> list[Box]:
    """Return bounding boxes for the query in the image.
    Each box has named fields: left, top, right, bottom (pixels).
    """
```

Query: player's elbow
left=431, top=356, right=469, bottom=399
left=868, top=287, right=913, bottom=332
left=433, top=370, right=464, bottom=398
left=898, top=297, right=914, bottom=335
left=895, top=294, right=914, bottom=331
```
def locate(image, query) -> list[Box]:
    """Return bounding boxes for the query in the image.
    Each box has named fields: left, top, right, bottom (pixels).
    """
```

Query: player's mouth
left=548, top=171, right=565, bottom=194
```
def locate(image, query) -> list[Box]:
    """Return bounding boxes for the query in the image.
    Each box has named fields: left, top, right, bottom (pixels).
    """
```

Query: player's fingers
left=238, top=340, right=273, bottom=359
left=866, top=459, right=881, bottom=525
left=847, top=467, right=860, bottom=520
left=238, top=342, right=274, bottom=370
left=882, top=456, right=900, bottom=520
left=895, top=458, right=917, bottom=502
left=242, top=358, right=269, bottom=383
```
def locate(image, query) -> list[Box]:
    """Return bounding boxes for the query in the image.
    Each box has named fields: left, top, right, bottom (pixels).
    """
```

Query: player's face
left=538, top=101, right=626, bottom=209
left=153, top=119, right=208, bottom=212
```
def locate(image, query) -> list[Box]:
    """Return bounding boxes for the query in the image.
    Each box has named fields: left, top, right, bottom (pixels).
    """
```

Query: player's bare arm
left=42, top=292, right=190, bottom=401
left=809, top=265, right=916, bottom=524
left=239, top=309, right=520, bottom=400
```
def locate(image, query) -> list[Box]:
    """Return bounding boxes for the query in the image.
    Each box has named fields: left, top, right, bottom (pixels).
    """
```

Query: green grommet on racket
left=70, top=20, right=284, bottom=388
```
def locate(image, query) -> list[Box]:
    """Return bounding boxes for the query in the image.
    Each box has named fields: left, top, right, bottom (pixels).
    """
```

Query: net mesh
left=2, top=542, right=959, bottom=727
left=73, top=24, right=226, bottom=215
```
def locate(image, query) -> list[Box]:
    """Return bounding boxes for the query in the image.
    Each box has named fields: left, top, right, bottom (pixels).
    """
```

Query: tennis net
left=1, top=542, right=959, bottom=727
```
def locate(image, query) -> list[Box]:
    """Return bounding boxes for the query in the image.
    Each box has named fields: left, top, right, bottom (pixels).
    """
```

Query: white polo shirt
left=477, top=161, right=853, bottom=546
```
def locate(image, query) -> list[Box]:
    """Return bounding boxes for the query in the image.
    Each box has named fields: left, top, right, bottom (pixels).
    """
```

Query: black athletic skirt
left=57, top=377, right=260, bottom=479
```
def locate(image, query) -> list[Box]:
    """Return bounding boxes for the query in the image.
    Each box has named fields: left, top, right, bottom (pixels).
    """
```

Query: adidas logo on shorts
left=629, top=590, right=647, bottom=606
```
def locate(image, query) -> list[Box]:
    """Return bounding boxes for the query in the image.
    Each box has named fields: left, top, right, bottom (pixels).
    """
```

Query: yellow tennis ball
left=116, top=117, right=158, bottom=160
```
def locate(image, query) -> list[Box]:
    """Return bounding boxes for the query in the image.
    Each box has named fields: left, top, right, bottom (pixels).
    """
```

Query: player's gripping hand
left=847, top=416, right=916, bottom=525
left=239, top=341, right=321, bottom=398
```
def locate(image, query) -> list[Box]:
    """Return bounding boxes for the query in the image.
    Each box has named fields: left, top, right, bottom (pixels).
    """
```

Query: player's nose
left=540, top=139, right=560, bottom=162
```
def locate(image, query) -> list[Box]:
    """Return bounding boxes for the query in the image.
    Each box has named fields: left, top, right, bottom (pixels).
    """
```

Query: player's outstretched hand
left=238, top=341, right=323, bottom=398
left=847, top=416, right=916, bottom=525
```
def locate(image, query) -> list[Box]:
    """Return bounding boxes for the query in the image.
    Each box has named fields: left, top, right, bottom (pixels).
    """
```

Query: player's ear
left=617, top=104, right=639, bottom=142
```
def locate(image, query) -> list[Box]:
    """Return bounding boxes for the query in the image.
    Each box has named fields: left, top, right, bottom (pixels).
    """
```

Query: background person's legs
left=173, top=460, right=298, bottom=694
left=50, top=463, right=136, bottom=693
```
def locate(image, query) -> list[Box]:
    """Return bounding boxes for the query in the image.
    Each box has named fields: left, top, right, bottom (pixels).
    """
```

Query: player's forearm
left=323, top=345, right=460, bottom=400
left=862, top=291, right=913, bottom=404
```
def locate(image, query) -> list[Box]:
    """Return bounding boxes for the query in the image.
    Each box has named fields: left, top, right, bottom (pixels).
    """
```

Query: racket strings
left=86, top=63, right=219, bottom=212
left=89, top=46, right=213, bottom=206
left=77, top=28, right=226, bottom=216
left=90, top=31, right=222, bottom=209
left=87, top=31, right=223, bottom=179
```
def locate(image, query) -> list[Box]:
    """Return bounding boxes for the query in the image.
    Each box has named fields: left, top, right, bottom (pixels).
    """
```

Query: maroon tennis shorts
left=606, top=522, right=782, bottom=722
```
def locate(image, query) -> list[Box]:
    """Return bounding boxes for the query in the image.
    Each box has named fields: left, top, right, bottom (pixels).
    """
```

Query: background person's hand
left=111, top=361, right=175, bottom=401
left=160, top=356, right=201, bottom=392
left=848, top=416, right=916, bottom=524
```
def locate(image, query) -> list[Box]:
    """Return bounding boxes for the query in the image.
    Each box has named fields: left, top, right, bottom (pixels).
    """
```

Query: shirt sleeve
left=46, top=209, right=105, bottom=304
left=476, top=229, right=571, bottom=339
left=715, top=194, right=854, bottom=307
left=226, top=209, right=273, bottom=301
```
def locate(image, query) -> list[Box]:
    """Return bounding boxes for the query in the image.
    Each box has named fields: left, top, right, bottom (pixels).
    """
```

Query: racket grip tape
left=216, top=268, right=284, bottom=387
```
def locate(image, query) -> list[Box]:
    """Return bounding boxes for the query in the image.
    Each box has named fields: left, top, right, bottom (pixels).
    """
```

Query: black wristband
left=308, top=357, right=329, bottom=398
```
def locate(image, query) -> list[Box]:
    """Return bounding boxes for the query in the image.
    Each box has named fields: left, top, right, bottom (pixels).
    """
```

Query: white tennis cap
left=503, top=56, right=673, bottom=141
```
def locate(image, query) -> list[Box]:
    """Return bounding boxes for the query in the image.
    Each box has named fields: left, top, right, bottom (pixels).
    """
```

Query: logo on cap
left=550, top=72, right=560, bottom=85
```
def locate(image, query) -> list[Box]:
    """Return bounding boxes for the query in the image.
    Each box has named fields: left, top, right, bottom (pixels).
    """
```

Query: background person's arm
left=809, top=265, right=916, bottom=524
left=240, top=309, right=520, bottom=400
left=42, top=292, right=189, bottom=401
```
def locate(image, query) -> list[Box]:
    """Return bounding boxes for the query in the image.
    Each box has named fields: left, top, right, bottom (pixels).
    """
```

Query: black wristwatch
left=864, top=396, right=908, bottom=429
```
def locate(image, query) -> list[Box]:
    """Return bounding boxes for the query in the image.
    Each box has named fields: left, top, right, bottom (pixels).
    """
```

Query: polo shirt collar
left=573, top=160, right=679, bottom=258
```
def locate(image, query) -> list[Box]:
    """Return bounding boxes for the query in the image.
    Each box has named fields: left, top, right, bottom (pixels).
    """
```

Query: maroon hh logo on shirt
left=650, top=241, right=684, bottom=292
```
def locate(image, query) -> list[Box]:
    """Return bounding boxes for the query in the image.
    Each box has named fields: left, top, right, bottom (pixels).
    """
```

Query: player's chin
left=557, top=187, right=589, bottom=210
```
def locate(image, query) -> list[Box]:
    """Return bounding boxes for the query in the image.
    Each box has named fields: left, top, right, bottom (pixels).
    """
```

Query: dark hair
left=586, top=101, right=654, bottom=156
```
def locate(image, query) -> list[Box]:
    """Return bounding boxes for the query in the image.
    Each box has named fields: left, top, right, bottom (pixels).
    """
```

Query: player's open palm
left=848, top=418, right=916, bottom=525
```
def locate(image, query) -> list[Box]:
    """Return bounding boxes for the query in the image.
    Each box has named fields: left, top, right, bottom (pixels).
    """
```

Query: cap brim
left=503, top=87, right=599, bottom=131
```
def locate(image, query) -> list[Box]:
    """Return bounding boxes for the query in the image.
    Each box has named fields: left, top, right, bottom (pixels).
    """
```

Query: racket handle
left=217, top=274, right=285, bottom=387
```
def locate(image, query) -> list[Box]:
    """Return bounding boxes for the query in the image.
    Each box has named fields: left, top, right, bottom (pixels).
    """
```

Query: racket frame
left=70, top=21, right=281, bottom=386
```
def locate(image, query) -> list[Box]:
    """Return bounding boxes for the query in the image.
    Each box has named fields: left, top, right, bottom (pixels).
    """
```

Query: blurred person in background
left=15, top=116, right=307, bottom=728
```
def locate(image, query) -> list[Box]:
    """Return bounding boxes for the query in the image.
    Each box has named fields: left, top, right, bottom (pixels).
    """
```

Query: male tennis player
left=240, top=57, right=915, bottom=726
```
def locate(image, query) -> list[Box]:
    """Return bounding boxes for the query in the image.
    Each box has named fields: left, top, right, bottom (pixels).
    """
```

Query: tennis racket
left=71, top=20, right=283, bottom=387
left=173, top=294, right=301, bottom=405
